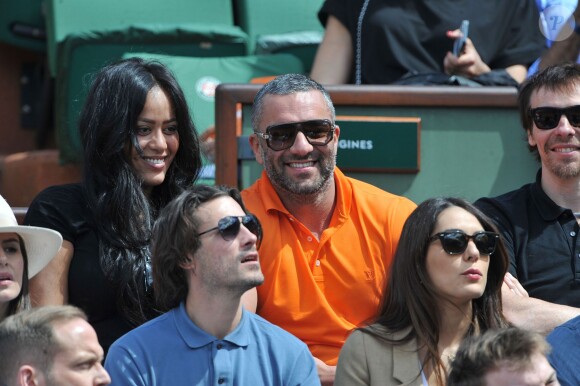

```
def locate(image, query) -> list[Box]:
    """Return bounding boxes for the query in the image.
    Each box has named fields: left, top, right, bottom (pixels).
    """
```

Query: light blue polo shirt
left=105, top=303, right=320, bottom=386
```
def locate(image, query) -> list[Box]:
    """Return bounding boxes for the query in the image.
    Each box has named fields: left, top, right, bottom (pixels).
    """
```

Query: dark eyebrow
left=1, top=237, right=19, bottom=244
left=137, top=117, right=177, bottom=125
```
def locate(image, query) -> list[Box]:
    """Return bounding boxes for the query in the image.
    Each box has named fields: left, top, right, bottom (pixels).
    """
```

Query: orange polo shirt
left=241, top=168, right=416, bottom=365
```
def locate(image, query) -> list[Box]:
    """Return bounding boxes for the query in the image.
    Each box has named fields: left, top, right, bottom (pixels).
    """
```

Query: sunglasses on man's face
left=429, top=230, right=499, bottom=255
left=197, top=214, right=262, bottom=248
left=529, top=105, right=580, bottom=130
left=254, top=119, right=335, bottom=151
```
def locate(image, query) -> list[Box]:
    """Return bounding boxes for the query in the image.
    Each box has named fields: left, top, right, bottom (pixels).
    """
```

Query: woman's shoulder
left=32, top=183, right=85, bottom=204
left=347, top=324, right=413, bottom=347
left=25, top=183, right=90, bottom=227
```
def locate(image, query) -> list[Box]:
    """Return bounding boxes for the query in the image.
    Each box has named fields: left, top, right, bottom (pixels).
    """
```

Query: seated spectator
left=530, top=1, right=580, bottom=75
left=0, top=305, right=111, bottom=386
left=0, top=195, right=62, bottom=321
left=475, top=64, right=580, bottom=334
left=105, top=185, right=320, bottom=385
left=241, top=73, right=416, bottom=384
left=447, top=327, right=559, bottom=386
left=546, top=315, right=580, bottom=386
left=24, top=57, right=202, bottom=353
left=310, top=0, right=545, bottom=85
left=334, top=197, right=509, bottom=386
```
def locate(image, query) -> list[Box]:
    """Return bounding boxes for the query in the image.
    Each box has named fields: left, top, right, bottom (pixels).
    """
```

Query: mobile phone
left=452, top=20, right=469, bottom=57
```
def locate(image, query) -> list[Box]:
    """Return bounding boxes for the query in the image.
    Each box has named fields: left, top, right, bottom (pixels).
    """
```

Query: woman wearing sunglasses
left=334, top=197, right=509, bottom=386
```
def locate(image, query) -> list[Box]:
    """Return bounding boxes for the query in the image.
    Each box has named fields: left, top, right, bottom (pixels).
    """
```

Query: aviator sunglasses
left=529, top=105, right=580, bottom=130
left=429, top=230, right=499, bottom=255
left=254, top=119, right=335, bottom=151
left=197, top=214, right=262, bottom=247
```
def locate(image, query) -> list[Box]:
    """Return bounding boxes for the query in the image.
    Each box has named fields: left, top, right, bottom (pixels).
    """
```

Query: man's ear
left=178, top=254, right=196, bottom=271
left=17, top=365, right=41, bottom=386
left=249, top=134, right=264, bottom=165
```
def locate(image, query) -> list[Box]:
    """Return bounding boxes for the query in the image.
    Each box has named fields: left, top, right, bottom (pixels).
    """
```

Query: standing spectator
left=0, top=195, right=61, bottom=321
left=105, top=185, right=320, bottom=386
left=24, top=57, right=202, bottom=353
left=0, top=305, right=111, bottom=386
left=448, top=327, right=558, bottom=386
left=241, top=73, right=416, bottom=384
left=475, top=63, right=580, bottom=334
left=311, top=0, right=544, bottom=85
left=335, top=198, right=509, bottom=386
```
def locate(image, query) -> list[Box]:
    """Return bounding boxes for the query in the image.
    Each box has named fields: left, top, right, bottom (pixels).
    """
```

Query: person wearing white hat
left=0, top=195, right=62, bottom=320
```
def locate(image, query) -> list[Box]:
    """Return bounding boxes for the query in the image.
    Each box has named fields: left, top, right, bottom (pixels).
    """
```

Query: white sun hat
left=0, top=195, right=63, bottom=278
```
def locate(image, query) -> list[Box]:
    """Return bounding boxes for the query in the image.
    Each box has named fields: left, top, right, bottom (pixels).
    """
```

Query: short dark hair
left=0, top=305, right=87, bottom=386
left=447, top=327, right=551, bottom=386
left=151, top=185, right=256, bottom=311
left=518, top=63, right=580, bottom=159
left=251, top=73, right=335, bottom=131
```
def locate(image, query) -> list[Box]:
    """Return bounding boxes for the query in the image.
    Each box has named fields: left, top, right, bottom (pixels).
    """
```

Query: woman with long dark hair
left=335, top=197, right=510, bottom=386
left=0, top=195, right=61, bottom=321
left=24, top=57, right=202, bottom=352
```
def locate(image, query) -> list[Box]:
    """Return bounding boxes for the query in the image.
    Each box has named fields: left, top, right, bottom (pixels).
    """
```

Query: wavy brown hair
left=151, top=185, right=258, bottom=311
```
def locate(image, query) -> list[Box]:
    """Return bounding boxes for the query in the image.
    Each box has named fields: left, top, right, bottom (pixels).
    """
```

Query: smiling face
left=528, top=85, right=580, bottom=180
left=46, top=317, right=110, bottom=386
left=0, top=232, right=24, bottom=318
left=190, top=196, right=264, bottom=294
left=129, top=86, right=179, bottom=195
left=250, top=91, right=340, bottom=196
left=426, top=206, right=490, bottom=307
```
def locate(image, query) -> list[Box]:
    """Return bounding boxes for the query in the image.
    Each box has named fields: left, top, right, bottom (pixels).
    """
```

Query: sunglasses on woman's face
left=197, top=214, right=262, bottom=247
left=529, top=105, right=580, bottom=130
left=429, top=230, right=499, bottom=255
left=253, top=119, right=335, bottom=151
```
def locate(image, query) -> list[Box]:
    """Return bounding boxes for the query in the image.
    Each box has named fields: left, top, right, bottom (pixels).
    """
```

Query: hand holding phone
left=452, top=20, right=469, bottom=57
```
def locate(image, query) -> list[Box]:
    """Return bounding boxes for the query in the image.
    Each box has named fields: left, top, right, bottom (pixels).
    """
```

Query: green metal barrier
left=0, top=0, right=45, bottom=52
left=45, top=0, right=249, bottom=163
left=235, top=0, right=324, bottom=72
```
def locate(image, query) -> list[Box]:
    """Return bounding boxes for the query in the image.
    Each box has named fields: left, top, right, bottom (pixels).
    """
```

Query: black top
left=475, top=171, right=580, bottom=307
left=24, top=183, right=132, bottom=352
left=318, top=0, right=545, bottom=84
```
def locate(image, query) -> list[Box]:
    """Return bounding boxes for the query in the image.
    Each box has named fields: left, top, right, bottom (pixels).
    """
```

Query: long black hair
left=79, top=57, right=202, bottom=326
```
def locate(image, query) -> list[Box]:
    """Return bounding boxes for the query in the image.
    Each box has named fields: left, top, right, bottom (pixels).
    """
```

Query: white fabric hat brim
left=0, top=225, right=63, bottom=278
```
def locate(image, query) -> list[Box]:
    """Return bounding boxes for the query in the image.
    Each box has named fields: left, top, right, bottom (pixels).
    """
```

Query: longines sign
left=336, top=116, right=421, bottom=173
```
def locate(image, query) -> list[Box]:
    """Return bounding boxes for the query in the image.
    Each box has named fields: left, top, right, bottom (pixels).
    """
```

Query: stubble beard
left=543, top=141, right=580, bottom=179
left=261, top=146, right=336, bottom=197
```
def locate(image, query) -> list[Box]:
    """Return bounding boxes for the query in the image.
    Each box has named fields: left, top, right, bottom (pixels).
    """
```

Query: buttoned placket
left=560, top=210, right=580, bottom=282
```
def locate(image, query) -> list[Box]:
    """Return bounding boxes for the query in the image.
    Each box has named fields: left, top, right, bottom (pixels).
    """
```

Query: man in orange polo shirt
left=241, top=74, right=416, bottom=385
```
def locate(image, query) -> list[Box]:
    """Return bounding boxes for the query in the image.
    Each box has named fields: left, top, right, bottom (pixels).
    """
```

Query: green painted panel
left=336, top=118, right=419, bottom=172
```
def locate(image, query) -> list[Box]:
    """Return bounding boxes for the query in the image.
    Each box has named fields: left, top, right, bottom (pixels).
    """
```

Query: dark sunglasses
left=429, top=230, right=499, bottom=255
left=197, top=214, right=262, bottom=247
left=254, top=119, right=335, bottom=151
left=529, top=105, right=580, bottom=130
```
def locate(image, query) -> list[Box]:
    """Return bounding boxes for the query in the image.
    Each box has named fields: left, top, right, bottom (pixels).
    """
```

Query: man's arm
left=502, top=273, right=580, bottom=335
left=313, top=357, right=335, bottom=386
